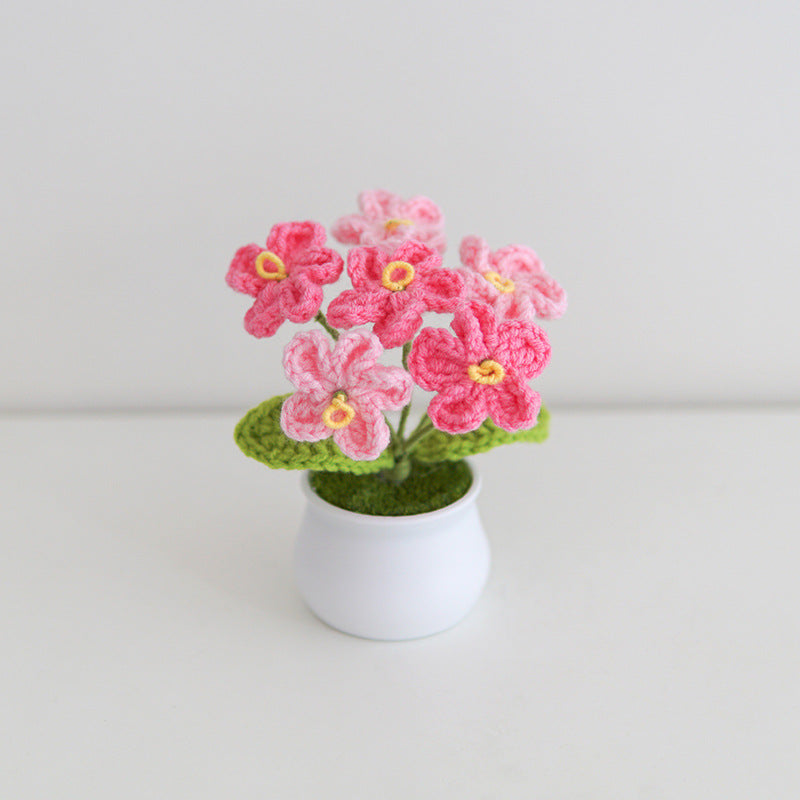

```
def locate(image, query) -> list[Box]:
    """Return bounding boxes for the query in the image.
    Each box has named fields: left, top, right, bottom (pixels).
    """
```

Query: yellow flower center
left=322, top=392, right=356, bottom=429
left=467, top=359, right=506, bottom=385
left=381, top=260, right=416, bottom=292
left=483, top=271, right=515, bottom=293
left=384, top=218, right=413, bottom=233
left=254, top=250, right=287, bottom=281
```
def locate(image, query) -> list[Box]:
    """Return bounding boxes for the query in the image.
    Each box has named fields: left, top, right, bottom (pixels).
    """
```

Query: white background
left=2, top=0, right=799, bottom=411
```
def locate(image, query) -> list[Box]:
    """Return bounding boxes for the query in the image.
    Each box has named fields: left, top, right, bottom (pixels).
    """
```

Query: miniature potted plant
left=226, top=190, right=566, bottom=640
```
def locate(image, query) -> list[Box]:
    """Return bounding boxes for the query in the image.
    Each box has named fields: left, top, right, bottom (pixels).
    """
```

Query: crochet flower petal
left=372, top=293, right=423, bottom=349
left=298, top=247, right=344, bottom=285
left=408, top=327, right=468, bottom=392
left=417, top=267, right=465, bottom=313
left=282, top=330, right=336, bottom=395
left=326, top=289, right=388, bottom=330
left=278, top=275, right=324, bottom=324
left=280, top=392, right=333, bottom=442
left=393, top=239, right=441, bottom=269
left=331, top=330, right=383, bottom=384
left=333, top=400, right=390, bottom=461
left=399, top=195, right=443, bottom=225
left=494, top=320, right=551, bottom=380
left=347, top=246, right=387, bottom=288
left=352, top=366, right=413, bottom=411
left=226, top=244, right=270, bottom=297
left=267, top=221, right=326, bottom=262
left=358, top=189, right=397, bottom=220
left=459, top=235, right=490, bottom=272
left=243, top=284, right=284, bottom=338
left=526, top=274, right=568, bottom=319
left=450, top=300, right=497, bottom=363
left=427, top=383, right=487, bottom=434
left=331, top=213, right=370, bottom=245
left=492, top=245, right=545, bottom=277
left=485, top=378, right=541, bottom=432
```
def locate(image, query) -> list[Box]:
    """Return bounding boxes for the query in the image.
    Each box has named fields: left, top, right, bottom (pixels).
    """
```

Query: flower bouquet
left=226, top=190, right=566, bottom=639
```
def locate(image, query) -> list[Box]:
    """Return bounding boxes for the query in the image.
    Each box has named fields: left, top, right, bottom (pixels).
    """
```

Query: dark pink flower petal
left=427, top=383, right=487, bottom=434
left=226, top=244, right=269, bottom=297
left=372, top=292, right=423, bottom=349
left=277, top=275, right=324, bottom=324
left=417, top=267, right=465, bottom=313
left=393, top=239, right=441, bottom=270
left=280, top=392, right=333, bottom=442
left=243, top=284, right=284, bottom=338
left=408, top=328, right=468, bottom=392
left=267, top=221, right=326, bottom=263
left=485, top=377, right=541, bottom=432
left=494, top=320, right=551, bottom=380
left=450, top=300, right=498, bottom=363
left=347, top=246, right=387, bottom=288
left=333, top=400, right=390, bottom=461
left=327, top=289, right=389, bottom=329
left=282, top=330, right=336, bottom=396
left=297, top=247, right=344, bottom=285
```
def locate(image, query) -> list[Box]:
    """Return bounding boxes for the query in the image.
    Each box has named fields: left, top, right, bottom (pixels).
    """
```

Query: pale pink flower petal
left=280, top=393, right=333, bottom=441
left=333, top=400, right=390, bottom=461
left=282, top=330, right=336, bottom=396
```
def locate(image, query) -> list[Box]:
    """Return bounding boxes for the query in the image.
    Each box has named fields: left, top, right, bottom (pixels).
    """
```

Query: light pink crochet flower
left=332, top=190, right=446, bottom=254
left=459, top=235, right=567, bottom=322
left=226, top=221, right=343, bottom=338
left=408, top=300, right=551, bottom=435
left=326, top=241, right=465, bottom=350
left=280, top=330, right=413, bottom=461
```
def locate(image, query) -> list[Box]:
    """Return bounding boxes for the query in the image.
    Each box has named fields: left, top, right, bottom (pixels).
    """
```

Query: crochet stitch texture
left=226, top=221, right=343, bottom=337
left=326, top=240, right=464, bottom=349
left=332, top=189, right=447, bottom=254
left=459, top=235, right=567, bottom=322
left=280, top=330, right=412, bottom=460
left=409, top=300, right=551, bottom=434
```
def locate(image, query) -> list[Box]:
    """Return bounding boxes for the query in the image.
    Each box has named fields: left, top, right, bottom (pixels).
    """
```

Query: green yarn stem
left=315, top=311, right=339, bottom=340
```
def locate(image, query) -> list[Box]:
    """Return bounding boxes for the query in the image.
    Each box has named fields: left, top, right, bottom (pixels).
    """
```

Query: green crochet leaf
left=414, top=404, right=550, bottom=463
left=234, top=394, right=394, bottom=474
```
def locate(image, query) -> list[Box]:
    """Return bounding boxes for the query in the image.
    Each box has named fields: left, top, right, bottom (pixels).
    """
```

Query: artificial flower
left=226, top=221, right=343, bottom=337
left=326, top=240, right=464, bottom=349
left=408, top=300, right=551, bottom=434
left=332, top=189, right=446, bottom=254
left=459, top=235, right=567, bottom=322
left=280, top=330, right=413, bottom=461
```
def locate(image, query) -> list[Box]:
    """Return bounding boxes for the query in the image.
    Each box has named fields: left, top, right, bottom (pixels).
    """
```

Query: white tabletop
left=1, top=409, right=798, bottom=798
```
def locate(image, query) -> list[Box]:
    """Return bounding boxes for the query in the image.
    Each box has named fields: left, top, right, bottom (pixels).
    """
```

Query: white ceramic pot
left=294, top=466, right=489, bottom=640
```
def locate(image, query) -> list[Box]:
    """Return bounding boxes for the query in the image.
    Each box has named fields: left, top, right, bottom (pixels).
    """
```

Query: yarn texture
left=408, top=300, right=551, bottom=434
left=280, top=330, right=412, bottom=460
left=459, top=235, right=567, bottom=322
left=235, top=394, right=394, bottom=473
left=332, top=189, right=447, bottom=254
left=226, top=221, right=343, bottom=338
left=326, top=240, right=464, bottom=349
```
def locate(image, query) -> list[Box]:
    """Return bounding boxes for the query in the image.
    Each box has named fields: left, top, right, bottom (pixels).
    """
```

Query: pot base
left=294, top=467, right=489, bottom=641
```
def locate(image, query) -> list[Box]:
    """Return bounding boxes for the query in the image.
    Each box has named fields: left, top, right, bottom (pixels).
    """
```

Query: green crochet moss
left=414, top=404, right=550, bottom=462
left=309, top=460, right=473, bottom=516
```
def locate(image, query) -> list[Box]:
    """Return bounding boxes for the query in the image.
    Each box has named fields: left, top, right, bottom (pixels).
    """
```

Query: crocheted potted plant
left=226, top=190, right=566, bottom=640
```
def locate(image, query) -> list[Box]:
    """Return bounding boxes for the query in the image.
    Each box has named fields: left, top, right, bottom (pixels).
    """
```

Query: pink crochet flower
left=280, top=330, right=413, bottom=461
left=408, top=300, right=551, bottom=435
left=459, top=235, right=567, bottom=322
left=332, top=190, right=447, bottom=254
left=326, top=241, right=465, bottom=349
left=226, top=221, right=343, bottom=338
